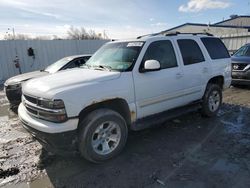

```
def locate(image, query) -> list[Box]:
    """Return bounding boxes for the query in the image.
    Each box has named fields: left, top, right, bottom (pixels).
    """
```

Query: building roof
left=163, top=22, right=250, bottom=33
left=215, top=15, right=250, bottom=25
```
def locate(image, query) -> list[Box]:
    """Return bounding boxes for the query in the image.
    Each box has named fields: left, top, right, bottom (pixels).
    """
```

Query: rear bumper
left=18, top=103, right=79, bottom=153
left=5, top=86, right=22, bottom=104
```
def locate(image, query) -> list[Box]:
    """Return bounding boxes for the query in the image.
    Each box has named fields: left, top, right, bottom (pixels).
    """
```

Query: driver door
left=133, top=39, right=185, bottom=119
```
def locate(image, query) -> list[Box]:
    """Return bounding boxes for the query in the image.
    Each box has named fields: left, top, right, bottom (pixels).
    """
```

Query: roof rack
left=136, top=31, right=214, bottom=39
left=136, top=32, right=161, bottom=39
left=165, top=32, right=213, bottom=36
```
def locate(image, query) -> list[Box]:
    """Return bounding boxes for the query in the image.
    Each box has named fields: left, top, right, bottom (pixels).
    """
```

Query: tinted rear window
left=201, top=38, right=230, bottom=59
left=177, top=39, right=205, bottom=65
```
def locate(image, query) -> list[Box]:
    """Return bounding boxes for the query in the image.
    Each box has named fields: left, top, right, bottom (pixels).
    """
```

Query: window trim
left=139, top=40, right=178, bottom=72
left=177, top=39, right=205, bottom=66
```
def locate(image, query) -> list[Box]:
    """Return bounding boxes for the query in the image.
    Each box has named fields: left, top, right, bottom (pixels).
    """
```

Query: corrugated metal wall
left=220, top=33, right=250, bottom=54
left=0, top=40, right=108, bottom=81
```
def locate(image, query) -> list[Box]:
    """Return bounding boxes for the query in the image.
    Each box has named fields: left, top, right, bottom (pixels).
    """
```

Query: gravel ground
left=0, top=86, right=250, bottom=188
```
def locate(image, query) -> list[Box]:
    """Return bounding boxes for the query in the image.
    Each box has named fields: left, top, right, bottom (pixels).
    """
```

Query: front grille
left=232, top=63, right=248, bottom=71
left=23, top=95, right=40, bottom=118
left=26, top=106, right=38, bottom=116
left=24, top=94, right=38, bottom=104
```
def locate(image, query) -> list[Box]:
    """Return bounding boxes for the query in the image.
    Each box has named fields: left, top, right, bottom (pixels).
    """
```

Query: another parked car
left=4, top=54, right=91, bottom=105
left=18, top=33, right=231, bottom=163
left=231, top=44, right=250, bottom=86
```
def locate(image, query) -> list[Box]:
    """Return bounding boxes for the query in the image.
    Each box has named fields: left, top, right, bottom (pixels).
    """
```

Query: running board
left=131, top=102, right=202, bottom=131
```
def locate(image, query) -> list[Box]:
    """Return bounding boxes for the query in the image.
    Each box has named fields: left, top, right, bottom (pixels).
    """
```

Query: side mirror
left=142, top=60, right=161, bottom=72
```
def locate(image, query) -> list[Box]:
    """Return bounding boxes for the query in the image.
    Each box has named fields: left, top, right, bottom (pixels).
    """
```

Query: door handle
left=176, top=73, right=183, bottom=79
left=203, top=67, right=208, bottom=73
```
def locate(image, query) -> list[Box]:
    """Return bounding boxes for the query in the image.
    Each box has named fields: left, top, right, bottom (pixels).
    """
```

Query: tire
left=78, top=109, right=128, bottom=163
left=201, top=84, right=222, bottom=117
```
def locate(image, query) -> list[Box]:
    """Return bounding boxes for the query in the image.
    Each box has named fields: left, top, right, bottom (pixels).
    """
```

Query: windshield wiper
left=81, top=64, right=91, bottom=69
left=93, top=65, right=112, bottom=71
left=40, top=69, right=48, bottom=72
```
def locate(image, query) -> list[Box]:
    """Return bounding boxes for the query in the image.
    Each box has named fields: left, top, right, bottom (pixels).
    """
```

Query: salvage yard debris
left=0, top=168, right=19, bottom=179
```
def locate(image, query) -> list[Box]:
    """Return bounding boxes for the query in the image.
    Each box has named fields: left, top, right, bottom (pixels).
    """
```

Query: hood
left=5, top=71, right=48, bottom=86
left=231, top=56, right=250, bottom=64
left=23, top=68, right=121, bottom=98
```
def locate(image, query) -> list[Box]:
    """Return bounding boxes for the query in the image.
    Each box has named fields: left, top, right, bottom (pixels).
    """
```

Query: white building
left=162, top=15, right=250, bottom=53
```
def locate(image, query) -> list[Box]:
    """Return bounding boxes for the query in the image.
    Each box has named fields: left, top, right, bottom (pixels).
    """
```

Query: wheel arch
left=78, top=98, right=132, bottom=129
left=207, top=75, right=224, bottom=89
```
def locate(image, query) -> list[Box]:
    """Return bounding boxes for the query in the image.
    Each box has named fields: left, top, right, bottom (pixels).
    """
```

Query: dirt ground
left=0, top=86, right=250, bottom=188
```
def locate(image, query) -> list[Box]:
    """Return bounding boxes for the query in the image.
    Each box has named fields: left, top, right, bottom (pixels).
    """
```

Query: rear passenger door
left=176, top=39, right=210, bottom=101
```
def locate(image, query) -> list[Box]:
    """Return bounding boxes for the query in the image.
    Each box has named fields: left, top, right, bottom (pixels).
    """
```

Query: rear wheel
left=78, top=109, right=128, bottom=163
left=201, top=84, right=222, bottom=117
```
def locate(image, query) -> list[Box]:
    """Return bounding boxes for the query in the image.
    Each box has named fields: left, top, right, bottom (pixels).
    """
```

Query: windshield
left=45, top=57, right=74, bottom=73
left=234, top=45, right=250, bottom=57
left=85, top=41, right=144, bottom=71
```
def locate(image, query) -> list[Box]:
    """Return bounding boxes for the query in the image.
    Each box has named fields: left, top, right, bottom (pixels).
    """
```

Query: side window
left=65, top=59, right=80, bottom=69
left=201, top=38, right=230, bottom=59
left=143, top=40, right=178, bottom=69
left=177, top=39, right=205, bottom=65
left=79, top=57, right=90, bottom=66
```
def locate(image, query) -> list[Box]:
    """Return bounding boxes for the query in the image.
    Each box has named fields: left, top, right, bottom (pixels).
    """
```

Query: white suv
left=18, top=33, right=231, bottom=162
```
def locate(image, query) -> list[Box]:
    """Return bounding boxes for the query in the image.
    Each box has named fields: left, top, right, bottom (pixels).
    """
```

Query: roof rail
left=136, top=32, right=161, bottom=39
left=165, top=32, right=213, bottom=36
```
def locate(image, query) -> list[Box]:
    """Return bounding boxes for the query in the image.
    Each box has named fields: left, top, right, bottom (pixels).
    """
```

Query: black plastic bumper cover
left=21, top=120, right=78, bottom=154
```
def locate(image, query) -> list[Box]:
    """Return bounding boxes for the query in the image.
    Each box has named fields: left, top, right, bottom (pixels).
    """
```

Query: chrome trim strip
left=243, top=64, right=250, bottom=71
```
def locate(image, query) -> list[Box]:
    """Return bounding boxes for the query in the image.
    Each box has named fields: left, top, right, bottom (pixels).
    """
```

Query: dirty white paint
left=0, top=40, right=109, bottom=81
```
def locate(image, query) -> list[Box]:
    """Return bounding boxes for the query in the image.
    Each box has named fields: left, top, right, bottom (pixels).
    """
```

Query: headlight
left=38, top=110, right=68, bottom=123
left=38, top=99, right=65, bottom=109
left=37, top=99, right=67, bottom=122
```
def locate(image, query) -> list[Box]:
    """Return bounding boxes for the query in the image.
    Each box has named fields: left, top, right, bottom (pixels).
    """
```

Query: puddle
left=210, top=159, right=240, bottom=174
left=4, top=176, right=53, bottom=188
left=220, top=108, right=246, bottom=134
left=238, top=138, right=250, bottom=145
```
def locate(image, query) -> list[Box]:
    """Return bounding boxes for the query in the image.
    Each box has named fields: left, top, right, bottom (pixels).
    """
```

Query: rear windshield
left=45, top=57, right=73, bottom=73
left=234, top=45, right=250, bottom=57
left=201, top=38, right=230, bottom=59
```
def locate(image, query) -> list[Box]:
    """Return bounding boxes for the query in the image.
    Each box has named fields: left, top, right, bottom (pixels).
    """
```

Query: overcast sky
left=0, top=0, right=248, bottom=39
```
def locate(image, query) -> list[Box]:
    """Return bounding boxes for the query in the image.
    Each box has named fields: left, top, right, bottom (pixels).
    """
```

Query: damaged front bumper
left=18, top=103, right=79, bottom=154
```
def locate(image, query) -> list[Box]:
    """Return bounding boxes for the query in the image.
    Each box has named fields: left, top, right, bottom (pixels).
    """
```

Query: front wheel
left=201, top=84, right=222, bottom=117
left=78, top=109, right=128, bottom=163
